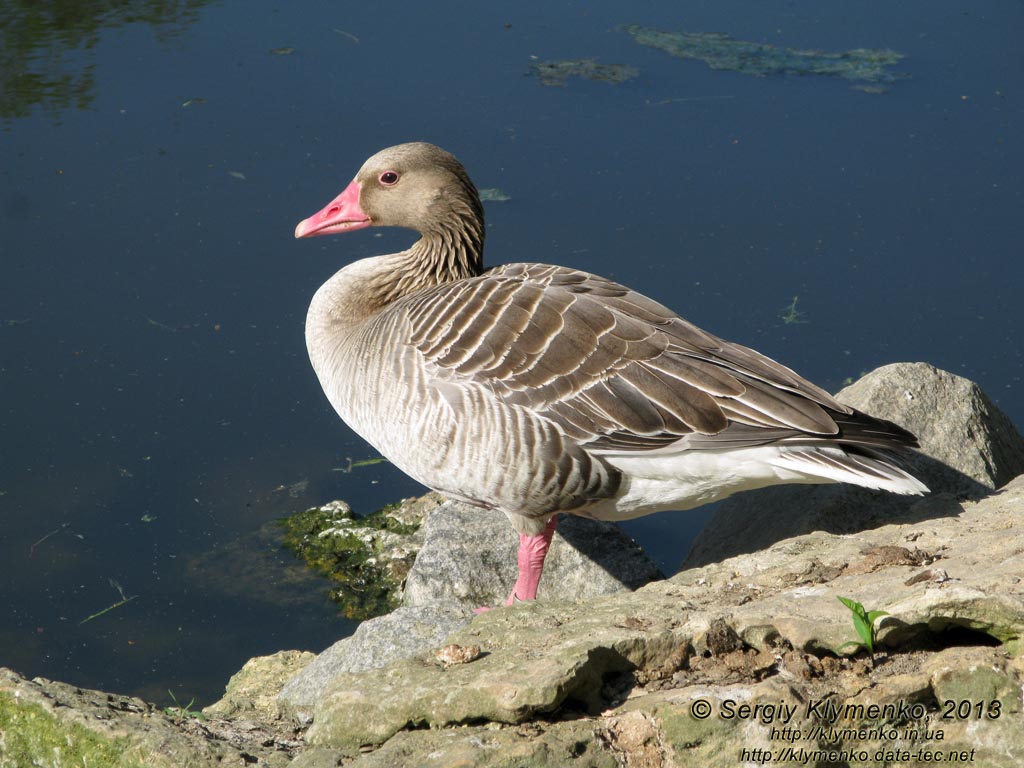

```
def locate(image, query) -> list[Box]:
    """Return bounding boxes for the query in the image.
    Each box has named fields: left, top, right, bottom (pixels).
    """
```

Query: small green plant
left=835, top=596, right=889, bottom=657
left=163, top=690, right=206, bottom=723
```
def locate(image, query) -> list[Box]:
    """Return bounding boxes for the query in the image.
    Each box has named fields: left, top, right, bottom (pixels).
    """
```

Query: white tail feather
left=767, top=446, right=928, bottom=495
left=590, top=443, right=929, bottom=522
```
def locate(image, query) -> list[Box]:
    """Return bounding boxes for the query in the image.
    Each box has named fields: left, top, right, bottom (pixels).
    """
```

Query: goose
left=295, top=142, right=927, bottom=608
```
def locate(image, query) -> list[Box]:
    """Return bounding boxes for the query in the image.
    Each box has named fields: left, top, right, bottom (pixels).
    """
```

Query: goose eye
left=379, top=171, right=400, bottom=186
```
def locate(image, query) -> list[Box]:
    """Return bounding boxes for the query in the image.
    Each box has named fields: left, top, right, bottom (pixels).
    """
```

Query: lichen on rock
left=0, top=689, right=136, bottom=768
left=0, top=666, right=302, bottom=767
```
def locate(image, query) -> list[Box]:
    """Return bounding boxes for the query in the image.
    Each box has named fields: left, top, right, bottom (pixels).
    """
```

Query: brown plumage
left=296, top=142, right=927, bottom=607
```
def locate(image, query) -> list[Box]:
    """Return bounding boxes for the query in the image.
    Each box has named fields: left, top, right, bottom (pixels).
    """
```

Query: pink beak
left=294, top=180, right=372, bottom=238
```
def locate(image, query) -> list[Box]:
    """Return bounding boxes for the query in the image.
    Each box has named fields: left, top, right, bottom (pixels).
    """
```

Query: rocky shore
left=3, top=363, right=1024, bottom=767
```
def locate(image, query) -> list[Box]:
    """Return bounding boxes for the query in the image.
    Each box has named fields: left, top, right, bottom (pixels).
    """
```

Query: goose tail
left=767, top=445, right=928, bottom=495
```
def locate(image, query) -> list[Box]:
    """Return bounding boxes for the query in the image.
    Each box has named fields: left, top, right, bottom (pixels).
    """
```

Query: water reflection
left=0, top=0, right=215, bottom=121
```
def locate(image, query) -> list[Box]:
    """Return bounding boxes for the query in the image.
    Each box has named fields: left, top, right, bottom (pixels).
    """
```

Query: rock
left=928, top=648, right=1021, bottom=711
left=290, top=747, right=348, bottom=768
left=203, top=649, right=314, bottom=720
left=339, top=719, right=619, bottom=768
left=305, top=475, right=1024, bottom=757
left=403, top=501, right=664, bottom=609
left=685, top=363, right=1024, bottom=567
left=277, top=491, right=660, bottom=726
left=278, top=499, right=661, bottom=730
left=610, top=648, right=1023, bottom=767
left=305, top=595, right=701, bottom=750
left=0, top=667, right=300, bottom=767
left=839, top=363, right=1024, bottom=492
left=277, top=600, right=474, bottom=721
left=4, top=475, right=1023, bottom=766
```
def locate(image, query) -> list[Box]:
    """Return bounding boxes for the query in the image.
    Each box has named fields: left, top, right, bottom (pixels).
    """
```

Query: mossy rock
left=279, top=494, right=442, bottom=620
left=0, top=690, right=141, bottom=768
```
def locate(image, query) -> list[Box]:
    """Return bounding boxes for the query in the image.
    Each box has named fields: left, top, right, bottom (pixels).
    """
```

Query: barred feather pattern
left=304, top=144, right=925, bottom=536
left=308, top=254, right=923, bottom=534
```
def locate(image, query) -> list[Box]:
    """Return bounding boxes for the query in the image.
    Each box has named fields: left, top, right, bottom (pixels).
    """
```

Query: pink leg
left=504, top=516, right=558, bottom=606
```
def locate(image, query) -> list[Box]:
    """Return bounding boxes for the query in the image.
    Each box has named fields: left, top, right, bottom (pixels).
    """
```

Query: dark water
left=2, top=1, right=1022, bottom=706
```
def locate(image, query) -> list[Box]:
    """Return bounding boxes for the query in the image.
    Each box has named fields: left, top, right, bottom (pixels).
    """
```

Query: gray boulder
left=278, top=499, right=661, bottom=722
left=277, top=600, right=473, bottom=721
left=840, top=362, right=1024, bottom=493
left=403, top=501, right=664, bottom=609
left=304, top=476, right=1024, bottom=758
left=204, top=649, right=315, bottom=720
left=685, top=363, right=1024, bottom=567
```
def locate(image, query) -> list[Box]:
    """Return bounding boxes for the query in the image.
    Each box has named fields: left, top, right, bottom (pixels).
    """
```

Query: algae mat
left=626, top=25, right=905, bottom=86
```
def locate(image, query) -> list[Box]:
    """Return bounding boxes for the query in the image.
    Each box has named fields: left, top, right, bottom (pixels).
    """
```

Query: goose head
left=294, top=142, right=484, bottom=241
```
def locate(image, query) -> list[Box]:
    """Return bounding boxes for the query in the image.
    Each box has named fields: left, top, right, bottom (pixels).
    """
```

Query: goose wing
left=401, top=263, right=870, bottom=452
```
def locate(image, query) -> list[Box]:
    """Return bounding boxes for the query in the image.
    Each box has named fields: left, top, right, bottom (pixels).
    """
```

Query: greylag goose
left=295, top=142, right=927, bottom=607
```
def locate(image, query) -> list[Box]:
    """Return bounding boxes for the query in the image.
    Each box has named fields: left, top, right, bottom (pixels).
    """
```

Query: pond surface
left=2, top=0, right=1022, bottom=707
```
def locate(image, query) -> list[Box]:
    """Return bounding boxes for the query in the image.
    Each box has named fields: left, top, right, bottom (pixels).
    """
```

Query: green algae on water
left=780, top=296, right=809, bottom=325
left=529, top=58, right=638, bottom=87
left=625, top=25, right=905, bottom=87
left=479, top=187, right=512, bottom=202
left=279, top=497, right=434, bottom=620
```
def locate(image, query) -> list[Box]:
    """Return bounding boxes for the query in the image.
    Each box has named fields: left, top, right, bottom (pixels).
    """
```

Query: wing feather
left=398, top=263, right=885, bottom=452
